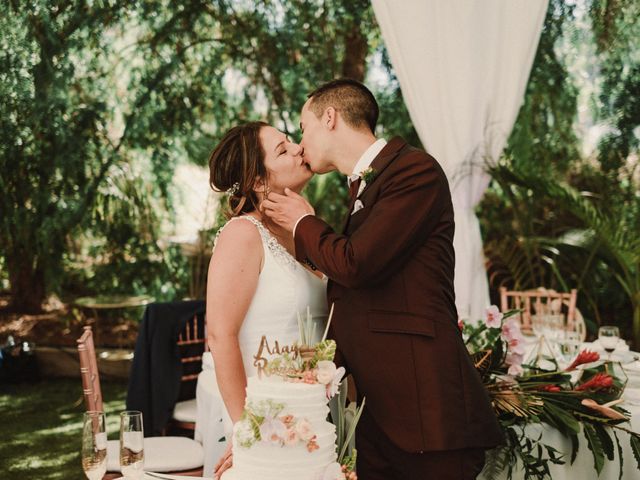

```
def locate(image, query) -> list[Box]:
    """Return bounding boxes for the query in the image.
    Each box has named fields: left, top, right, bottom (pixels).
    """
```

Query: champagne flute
left=120, top=411, right=144, bottom=479
left=82, top=411, right=107, bottom=480
left=558, top=331, right=581, bottom=366
left=598, top=326, right=620, bottom=361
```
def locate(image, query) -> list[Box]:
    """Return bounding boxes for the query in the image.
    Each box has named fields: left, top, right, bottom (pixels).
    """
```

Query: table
left=73, top=294, right=155, bottom=346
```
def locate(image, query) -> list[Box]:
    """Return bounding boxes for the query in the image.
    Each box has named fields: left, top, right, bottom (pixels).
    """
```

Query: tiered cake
left=221, top=375, right=339, bottom=480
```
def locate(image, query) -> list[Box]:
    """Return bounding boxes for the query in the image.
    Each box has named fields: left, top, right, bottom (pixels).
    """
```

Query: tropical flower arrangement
left=460, top=307, right=640, bottom=479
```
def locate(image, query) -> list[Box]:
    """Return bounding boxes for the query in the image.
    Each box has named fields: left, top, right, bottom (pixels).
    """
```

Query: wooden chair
left=499, top=287, right=586, bottom=341
left=171, top=311, right=208, bottom=432
left=77, top=326, right=204, bottom=478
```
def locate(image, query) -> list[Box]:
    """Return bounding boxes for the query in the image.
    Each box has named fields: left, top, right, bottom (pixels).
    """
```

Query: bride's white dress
left=195, top=215, right=328, bottom=477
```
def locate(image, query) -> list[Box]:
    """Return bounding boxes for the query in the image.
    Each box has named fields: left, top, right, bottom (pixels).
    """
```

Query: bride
left=202, top=121, right=328, bottom=479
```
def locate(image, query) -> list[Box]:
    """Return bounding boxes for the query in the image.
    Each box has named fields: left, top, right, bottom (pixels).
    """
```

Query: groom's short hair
left=307, top=78, right=379, bottom=133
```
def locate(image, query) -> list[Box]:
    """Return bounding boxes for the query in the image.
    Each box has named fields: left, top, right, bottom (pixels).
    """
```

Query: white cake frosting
left=221, top=375, right=338, bottom=480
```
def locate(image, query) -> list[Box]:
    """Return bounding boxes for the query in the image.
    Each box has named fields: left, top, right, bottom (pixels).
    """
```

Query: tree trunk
left=341, top=24, right=367, bottom=82
left=6, top=254, right=46, bottom=314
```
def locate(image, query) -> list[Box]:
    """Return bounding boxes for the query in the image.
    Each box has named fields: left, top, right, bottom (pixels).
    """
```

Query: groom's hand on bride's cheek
left=261, top=188, right=315, bottom=232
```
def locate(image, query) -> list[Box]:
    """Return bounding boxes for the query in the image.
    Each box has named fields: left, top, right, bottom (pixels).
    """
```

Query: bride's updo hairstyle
left=208, top=121, right=270, bottom=218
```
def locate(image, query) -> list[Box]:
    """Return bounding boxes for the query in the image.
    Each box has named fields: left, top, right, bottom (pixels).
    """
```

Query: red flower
left=539, top=384, right=562, bottom=392
left=565, top=350, right=600, bottom=371
left=458, top=319, right=464, bottom=333
left=576, top=373, right=614, bottom=392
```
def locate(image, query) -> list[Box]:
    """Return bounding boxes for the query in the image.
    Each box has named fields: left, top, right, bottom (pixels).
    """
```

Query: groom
left=262, top=79, right=503, bottom=479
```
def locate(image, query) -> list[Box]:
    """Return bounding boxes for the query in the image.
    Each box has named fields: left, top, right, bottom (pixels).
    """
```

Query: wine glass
left=81, top=411, right=107, bottom=480
left=558, top=331, right=581, bottom=366
left=531, top=314, right=544, bottom=338
left=598, top=326, right=620, bottom=361
left=120, top=411, right=144, bottom=479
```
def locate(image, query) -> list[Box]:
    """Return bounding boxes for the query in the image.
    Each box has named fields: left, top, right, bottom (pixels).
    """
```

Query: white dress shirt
left=348, top=138, right=387, bottom=187
left=294, top=138, right=387, bottom=237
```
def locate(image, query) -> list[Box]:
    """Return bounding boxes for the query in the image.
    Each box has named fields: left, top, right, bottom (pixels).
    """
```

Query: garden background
left=0, top=1, right=639, bottom=478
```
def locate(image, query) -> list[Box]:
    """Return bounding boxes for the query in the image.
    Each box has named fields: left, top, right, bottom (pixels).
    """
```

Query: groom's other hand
left=262, top=188, right=315, bottom=232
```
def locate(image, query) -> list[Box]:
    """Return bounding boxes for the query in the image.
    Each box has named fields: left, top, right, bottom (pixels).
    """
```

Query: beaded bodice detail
left=231, top=215, right=297, bottom=270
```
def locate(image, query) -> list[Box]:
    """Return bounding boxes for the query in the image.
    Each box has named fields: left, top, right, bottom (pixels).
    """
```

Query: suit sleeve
left=295, top=154, right=448, bottom=288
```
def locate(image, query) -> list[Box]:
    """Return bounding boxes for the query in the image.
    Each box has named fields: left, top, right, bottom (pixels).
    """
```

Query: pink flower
left=306, top=437, right=319, bottom=453
left=501, top=318, right=522, bottom=342
left=302, top=369, right=317, bottom=384
left=295, top=418, right=314, bottom=441
left=508, top=337, right=526, bottom=356
left=508, top=363, right=524, bottom=376
left=259, top=416, right=287, bottom=445
left=326, top=366, right=346, bottom=399
left=317, top=361, right=337, bottom=385
left=485, top=305, right=503, bottom=328
left=284, top=427, right=300, bottom=446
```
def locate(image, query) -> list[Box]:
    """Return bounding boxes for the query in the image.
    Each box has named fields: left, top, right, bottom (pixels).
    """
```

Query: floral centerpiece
left=460, top=307, right=640, bottom=479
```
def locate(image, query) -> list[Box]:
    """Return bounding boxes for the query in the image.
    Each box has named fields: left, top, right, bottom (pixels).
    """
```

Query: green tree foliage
left=480, top=0, right=640, bottom=345
left=0, top=0, right=415, bottom=311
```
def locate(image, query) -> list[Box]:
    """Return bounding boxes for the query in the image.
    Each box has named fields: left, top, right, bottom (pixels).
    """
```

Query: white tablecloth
left=195, top=352, right=231, bottom=478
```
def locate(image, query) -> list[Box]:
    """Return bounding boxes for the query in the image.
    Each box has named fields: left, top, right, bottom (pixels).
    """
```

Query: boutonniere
left=359, top=166, right=377, bottom=184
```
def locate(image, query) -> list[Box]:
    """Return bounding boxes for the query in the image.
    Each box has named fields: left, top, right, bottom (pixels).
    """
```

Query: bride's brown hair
left=208, top=121, right=270, bottom=218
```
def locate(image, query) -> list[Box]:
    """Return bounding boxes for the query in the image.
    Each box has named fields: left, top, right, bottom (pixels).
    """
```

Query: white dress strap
left=216, top=216, right=297, bottom=270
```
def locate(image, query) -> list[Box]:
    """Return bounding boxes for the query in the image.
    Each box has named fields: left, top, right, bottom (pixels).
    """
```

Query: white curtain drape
left=372, top=0, right=548, bottom=321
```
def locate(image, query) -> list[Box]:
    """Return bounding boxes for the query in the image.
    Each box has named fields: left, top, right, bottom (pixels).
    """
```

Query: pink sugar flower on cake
left=306, top=437, right=319, bottom=453
left=281, top=414, right=295, bottom=427
left=303, top=369, right=317, bottom=384
left=327, top=366, right=346, bottom=399
left=259, top=416, right=287, bottom=445
left=295, top=418, right=314, bottom=441
left=283, top=427, right=300, bottom=446
left=317, top=361, right=337, bottom=384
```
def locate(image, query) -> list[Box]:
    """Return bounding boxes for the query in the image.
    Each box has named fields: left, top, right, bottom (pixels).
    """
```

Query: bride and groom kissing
left=206, top=78, right=502, bottom=480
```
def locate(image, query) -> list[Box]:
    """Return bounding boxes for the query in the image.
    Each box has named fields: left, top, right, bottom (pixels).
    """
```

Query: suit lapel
left=341, top=137, right=407, bottom=233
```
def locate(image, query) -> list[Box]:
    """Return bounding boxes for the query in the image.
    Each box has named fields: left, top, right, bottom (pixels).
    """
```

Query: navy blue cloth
left=126, top=300, right=205, bottom=436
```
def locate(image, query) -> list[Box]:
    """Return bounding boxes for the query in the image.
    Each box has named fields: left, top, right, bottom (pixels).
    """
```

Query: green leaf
left=542, top=401, right=581, bottom=435
left=631, top=434, right=640, bottom=472
left=569, top=433, right=579, bottom=464
left=338, top=397, right=365, bottom=464
left=583, top=423, right=605, bottom=475
left=613, top=431, right=623, bottom=480
left=593, top=423, right=615, bottom=461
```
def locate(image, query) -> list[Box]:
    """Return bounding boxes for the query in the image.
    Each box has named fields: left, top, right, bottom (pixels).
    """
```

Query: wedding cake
left=221, top=340, right=347, bottom=480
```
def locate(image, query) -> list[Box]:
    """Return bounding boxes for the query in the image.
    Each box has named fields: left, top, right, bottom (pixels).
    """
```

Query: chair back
left=500, top=287, right=583, bottom=340
left=176, top=311, right=207, bottom=400
left=77, top=326, right=103, bottom=412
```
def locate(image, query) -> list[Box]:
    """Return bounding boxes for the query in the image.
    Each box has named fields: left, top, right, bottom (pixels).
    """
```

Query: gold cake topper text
left=253, top=335, right=299, bottom=377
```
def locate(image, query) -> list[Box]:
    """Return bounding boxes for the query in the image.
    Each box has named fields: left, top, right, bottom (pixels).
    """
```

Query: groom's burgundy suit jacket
left=295, top=137, right=503, bottom=453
